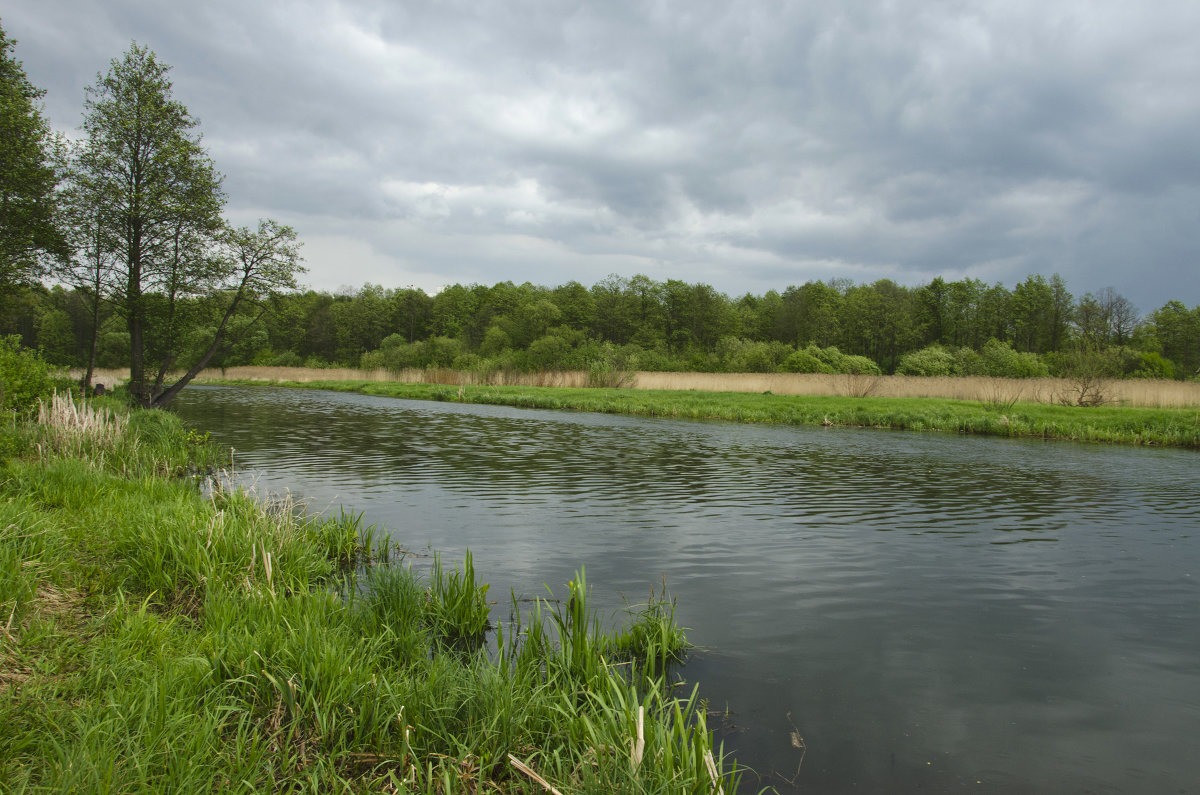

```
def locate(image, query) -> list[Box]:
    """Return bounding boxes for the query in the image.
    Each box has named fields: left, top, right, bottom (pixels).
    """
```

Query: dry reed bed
left=73, top=366, right=1200, bottom=407
left=185, top=367, right=1200, bottom=408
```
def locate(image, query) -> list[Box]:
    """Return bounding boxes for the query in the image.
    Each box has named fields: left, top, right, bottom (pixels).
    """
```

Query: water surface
left=174, top=385, right=1200, bottom=793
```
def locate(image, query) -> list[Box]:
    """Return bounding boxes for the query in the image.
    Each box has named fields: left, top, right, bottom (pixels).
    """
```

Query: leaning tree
left=74, top=43, right=302, bottom=407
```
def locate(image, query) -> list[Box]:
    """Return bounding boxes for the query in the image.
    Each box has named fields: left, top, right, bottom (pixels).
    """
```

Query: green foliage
left=715, top=336, right=792, bottom=373
left=268, top=349, right=303, bottom=367
left=975, top=339, right=1049, bottom=378
left=585, top=342, right=637, bottom=388
left=0, top=335, right=57, bottom=415
left=0, top=24, right=69, bottom=288
left=896, top=345, right=957, bottom=376
left=780, top=344, right=836, bottom=374
left=1132, top=351, right=1175, bottom=380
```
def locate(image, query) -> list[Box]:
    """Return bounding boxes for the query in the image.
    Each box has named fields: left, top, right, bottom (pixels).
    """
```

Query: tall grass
left=1, top=393, right=741, bottom=792
left=183, top=365, right=1200, bottom=407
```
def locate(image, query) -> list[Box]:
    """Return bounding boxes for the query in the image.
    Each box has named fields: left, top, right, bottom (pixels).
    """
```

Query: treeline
left=4, top=273, right=1199, bottom=380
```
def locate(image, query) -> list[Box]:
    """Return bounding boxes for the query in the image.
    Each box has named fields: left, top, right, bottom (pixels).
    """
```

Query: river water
left=172, top=385, right=1200, bottom=794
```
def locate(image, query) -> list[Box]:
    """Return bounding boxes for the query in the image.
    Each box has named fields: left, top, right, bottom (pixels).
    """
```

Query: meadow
left=0, top=393, right=738, bottom=793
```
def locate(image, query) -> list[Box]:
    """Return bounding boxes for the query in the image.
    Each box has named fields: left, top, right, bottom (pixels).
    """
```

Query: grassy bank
left=1, top=394, right=738, bottom=792
left=214, top=378, right=1200, bottom=449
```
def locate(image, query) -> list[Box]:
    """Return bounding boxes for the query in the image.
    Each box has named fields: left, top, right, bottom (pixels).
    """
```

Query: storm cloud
left=7, top=0, right=1198, bottom=310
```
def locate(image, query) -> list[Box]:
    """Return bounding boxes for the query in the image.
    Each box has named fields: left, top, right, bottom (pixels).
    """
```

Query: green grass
left=0, top=394, right=740, bottom=793
left=215, top=377, right=1200, bottom=449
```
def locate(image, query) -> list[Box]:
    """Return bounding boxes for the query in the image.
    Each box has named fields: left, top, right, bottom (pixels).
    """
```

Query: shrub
left=780, top=345, right=835, bottom=374
left=896, top=345, right=956, bottom=376
left=825, top=347, right=883, bottom=376
left=716, top=337, right=792, bottom=373
left=585, top=342, right=637, bottom=388
left=269, top=350, right=303, bottom=367
left=527, top=333, right=573, bottom=371
left=0, top=336, right=59, bottom=417
left=1132, top=351, right=1175, bottom=380
left=422, top=336, right=464, bottom=368
left=976, top=339, right=1049, bottom=378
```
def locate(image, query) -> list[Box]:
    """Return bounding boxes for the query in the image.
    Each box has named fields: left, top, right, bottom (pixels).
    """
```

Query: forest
left=3, top=272, right=1199, bottom=383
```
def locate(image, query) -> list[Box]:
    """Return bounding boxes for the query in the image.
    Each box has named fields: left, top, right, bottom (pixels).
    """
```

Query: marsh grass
left=1, top=396, right=739, bottom=792
left=193, top=365, right=1200, bottom=408
left=428, top=551, right=491, bottom=650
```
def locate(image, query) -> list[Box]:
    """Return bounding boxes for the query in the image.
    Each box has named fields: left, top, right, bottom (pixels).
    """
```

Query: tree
left=75, top=44, right=302, bottom=407
left=0, top=23, right=69, bottom=289
left=150, top=219, right=302, bottom=406
left=1145, top=300, right=1200, bottom=377
left=60, top=137, right=119, bottom=390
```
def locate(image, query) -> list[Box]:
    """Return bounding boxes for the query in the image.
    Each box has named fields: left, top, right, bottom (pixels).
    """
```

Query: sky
left=5, top=1, right=1199, bottom=312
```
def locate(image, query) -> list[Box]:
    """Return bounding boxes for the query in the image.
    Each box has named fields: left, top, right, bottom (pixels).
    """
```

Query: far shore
left=138, top=369, right=1200, bottom=449
left=75, top=365, right=1200, bottom=408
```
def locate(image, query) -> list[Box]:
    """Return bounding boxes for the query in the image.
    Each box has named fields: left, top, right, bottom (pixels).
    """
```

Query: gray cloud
left=5, top=0, right=1198, bottom=311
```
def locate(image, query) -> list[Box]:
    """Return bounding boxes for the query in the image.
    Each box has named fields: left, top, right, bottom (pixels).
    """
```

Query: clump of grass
left=612, top=581, right=689, bottom=678
left=428, top=551, right=491, bottom=650
left=35, top=390, right=127, bottom=459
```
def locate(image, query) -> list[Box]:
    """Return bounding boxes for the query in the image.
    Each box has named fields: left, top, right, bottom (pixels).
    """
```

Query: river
left=172, top=385, right=1200, bottom=794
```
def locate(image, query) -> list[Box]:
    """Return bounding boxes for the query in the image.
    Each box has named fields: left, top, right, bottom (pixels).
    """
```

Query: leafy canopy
left=0, top=23, right=69, bottom=289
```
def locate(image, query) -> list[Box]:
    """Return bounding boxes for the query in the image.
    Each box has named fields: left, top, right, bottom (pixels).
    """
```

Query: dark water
left=172, top=385, right=1200, bottom=794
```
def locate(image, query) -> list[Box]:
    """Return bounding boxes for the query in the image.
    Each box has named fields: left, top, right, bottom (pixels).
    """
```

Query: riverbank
left=0, top=394, right=738, bottom=792
left=209, top=378, right=1200, bottom=449
left=80, top=366, right=1200, bottom=408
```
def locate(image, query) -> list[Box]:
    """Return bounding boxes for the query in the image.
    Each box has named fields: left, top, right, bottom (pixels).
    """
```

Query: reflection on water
left=174, top=385, right=1200, bottom=794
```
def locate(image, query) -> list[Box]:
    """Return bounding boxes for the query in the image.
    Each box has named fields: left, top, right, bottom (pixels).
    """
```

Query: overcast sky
left=6, top=1, right=1199, bottom=311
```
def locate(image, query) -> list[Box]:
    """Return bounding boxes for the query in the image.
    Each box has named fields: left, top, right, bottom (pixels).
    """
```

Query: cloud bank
left=7, top=0, right=1199, bottom=311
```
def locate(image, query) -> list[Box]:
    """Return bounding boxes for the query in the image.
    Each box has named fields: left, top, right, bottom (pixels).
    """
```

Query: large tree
left=75, top=44, right=302, bottom=406
left=0, top=23, right=69, bottom=289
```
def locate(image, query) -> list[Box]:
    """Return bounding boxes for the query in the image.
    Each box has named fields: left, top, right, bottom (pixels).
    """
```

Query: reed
left=197, top=365, right=1200, bottom=407
left=427, top=550, right=491, bottom=649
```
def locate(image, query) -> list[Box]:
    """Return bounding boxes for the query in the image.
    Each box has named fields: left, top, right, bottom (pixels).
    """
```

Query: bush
left=716, top=337, right=792, bottom=373
left=779, top=345, right=835, bottom=374
left=0, top=336, right=59, bottom=417
left=896, top=345, right=957, bottom=376
left=269, top=350, right=303, bottom=367
left=1132, top=351, right=1175, bottom=380
left=527, top=333, right=573, bottom=371
left=823, top=346, right=883, bottom=375
left=422, top=336, right=464, bottom=369
left=976, top=339, right=1049, bottom=378
left=585, top=342, right=636, bottom=388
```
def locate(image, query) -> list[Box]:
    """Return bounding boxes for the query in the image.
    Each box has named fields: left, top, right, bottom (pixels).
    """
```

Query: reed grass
left=0, top=394, right=740, bottom=793
left=182, top=365, right=1200, bottom=407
